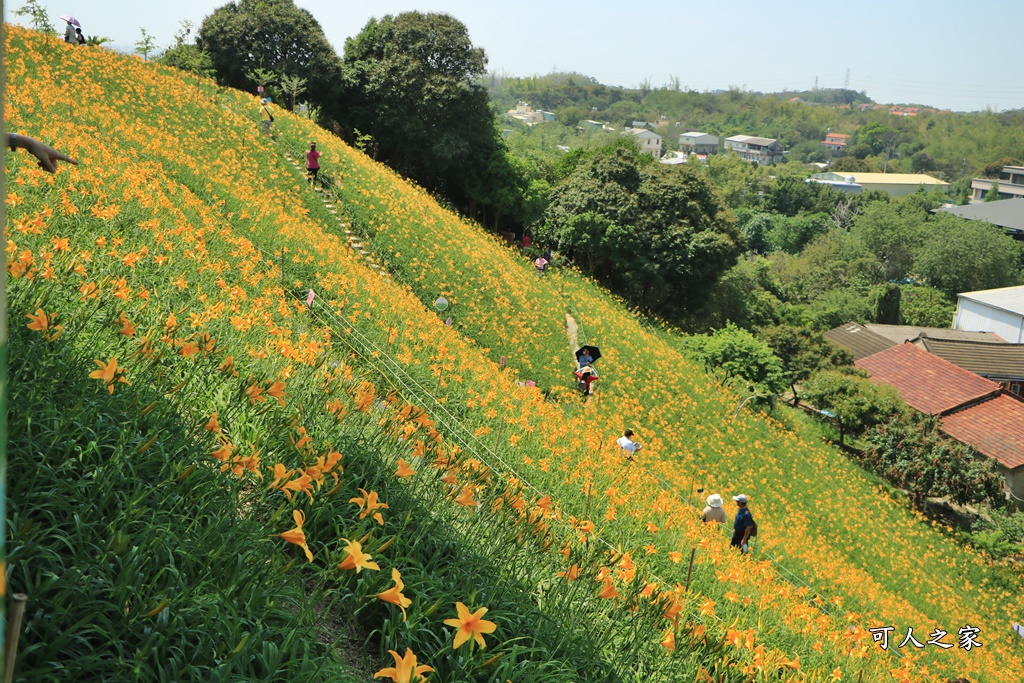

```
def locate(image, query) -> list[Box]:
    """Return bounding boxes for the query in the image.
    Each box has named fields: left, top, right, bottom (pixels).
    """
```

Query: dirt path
left=565, top=313, right=580, bottom=359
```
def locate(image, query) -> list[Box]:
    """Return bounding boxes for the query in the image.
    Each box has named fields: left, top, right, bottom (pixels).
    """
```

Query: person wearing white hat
left=701, top=494, right=727, bottom=525
left=730, top=494, right=755, bottom=553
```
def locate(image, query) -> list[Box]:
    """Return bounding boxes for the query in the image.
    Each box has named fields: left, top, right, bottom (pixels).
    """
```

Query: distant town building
left=954, top=285, right=1024, bottom=343
left=808, top=171, right=948, bottom=197
left=506, top=102, right=555, bottom=126
left=723, top=135, right=785, bottom=165
left=624, top=128, right=663, bottom=159
left=970, top=165, right=1024, bottom=202
left=678, top=131, right=719, bottom=156
left=935, top=198, right=1024, bottom=240
left=820, top=132, right=850, bottom=155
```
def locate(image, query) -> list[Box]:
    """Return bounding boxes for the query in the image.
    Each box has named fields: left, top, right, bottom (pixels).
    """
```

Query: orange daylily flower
left=205, top=412, right=222, bottom=434
left=394, top=458, right=416, bottom=478
left=443, top=602, right=497, bottom=650
left=279, top=509, right=313, bottom=562
left=26, top=308, right=63, bottom=341
left=26, top=308, right=51, bottom=333
left=374, top=568, right=412, bottom=621
left=350, top=488, right=389, bottom=525
left=266, top=380, right=289, bottom=407
left=597, top=578, right=620, bottom=600
left=338, top=538, right=380, bottom=573
left=282, top=473, right=315, bottom=502
left=557, top=563, right=581, bottom=582
left=88, top=358, right=130, bottom=394
left=660, top=628, right=675, bottom=652
left=373, top=648, right=433, bottom=683
left=454, top=487, right=477, bottom=508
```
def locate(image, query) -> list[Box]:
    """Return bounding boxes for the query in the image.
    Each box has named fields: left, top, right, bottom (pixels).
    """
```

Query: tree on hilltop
left=198, top=0, right=342, bottom=118
left=339, top=12, right=497, bottom=202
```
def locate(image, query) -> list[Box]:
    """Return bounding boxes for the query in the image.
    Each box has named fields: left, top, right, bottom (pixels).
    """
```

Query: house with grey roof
left=723, top=135, right=784, bottom=165
left=678, top=132, right=719, bottom=156
left=935, top=198, right=1024, bottom=240
left=624, top=128, right=662, bottom=159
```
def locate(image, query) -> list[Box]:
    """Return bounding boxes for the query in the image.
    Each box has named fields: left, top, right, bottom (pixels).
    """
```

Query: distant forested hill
left=485, top=72, right=1024, bottom=183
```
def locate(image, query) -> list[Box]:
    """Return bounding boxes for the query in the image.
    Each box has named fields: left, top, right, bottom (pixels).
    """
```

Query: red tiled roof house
left=856, top=343, right=1024, bottom=503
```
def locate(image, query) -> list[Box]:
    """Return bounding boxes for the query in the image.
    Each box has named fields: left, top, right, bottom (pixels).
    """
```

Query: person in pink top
left=306, top=142, right=321, bottom=184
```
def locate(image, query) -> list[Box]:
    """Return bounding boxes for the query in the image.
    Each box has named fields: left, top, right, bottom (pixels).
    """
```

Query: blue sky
left=11, top=0, right=1024, bottom=111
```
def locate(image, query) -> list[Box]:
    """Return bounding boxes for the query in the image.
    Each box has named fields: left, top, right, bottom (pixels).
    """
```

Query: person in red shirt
left=306, top=142, right=321, bottom=184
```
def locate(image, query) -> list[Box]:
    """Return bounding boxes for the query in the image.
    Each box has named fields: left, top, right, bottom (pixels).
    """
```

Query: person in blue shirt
left=730, top=494, right=754, bottom=553
left=577, top=348, right=594, bottom=368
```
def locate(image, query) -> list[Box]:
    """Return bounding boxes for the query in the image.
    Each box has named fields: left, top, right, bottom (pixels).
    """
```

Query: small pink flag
left=525, top=380, right=536, bottom=387
left=500, top=356, right=506, bottom=368
left=306, top=289, right=316, bottom=307
left=445, top=317, right=453, bottom=326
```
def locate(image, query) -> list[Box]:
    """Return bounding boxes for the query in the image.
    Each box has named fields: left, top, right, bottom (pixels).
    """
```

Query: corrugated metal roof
left=941, top=394, right=1024, bottom=470
left=935, top=198, right=1024, bottom=233
left=856, top=343, right=1001, bottom=415
left=920, top=338, right=1024, bottom=380
left=823, top=322, right=895, bottom=360
left=864, top=324, right=1004, bottom=345
left=958, top=285, right=1024, bottom=317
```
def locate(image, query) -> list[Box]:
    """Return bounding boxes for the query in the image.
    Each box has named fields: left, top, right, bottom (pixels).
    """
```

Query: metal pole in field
left=684, top=548, right=697, bottom=592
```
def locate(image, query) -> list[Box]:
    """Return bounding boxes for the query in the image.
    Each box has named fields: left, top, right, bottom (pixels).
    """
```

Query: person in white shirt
left=616, top=429, right=641, bottom=460
left=701, top=494, right=727, bottom=525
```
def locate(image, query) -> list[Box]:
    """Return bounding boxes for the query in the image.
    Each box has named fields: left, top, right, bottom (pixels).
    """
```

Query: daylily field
left=5, top=25, right=1023, bottom=682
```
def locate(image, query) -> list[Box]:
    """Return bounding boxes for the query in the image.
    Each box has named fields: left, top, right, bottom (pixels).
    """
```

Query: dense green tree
left=198, top=0, right=342, bottom=117
left=801, top=370, right=904, bottom=446
left=870, top=282, right=902, bottom=325
left=684, top=324, right=787, bottom=401
left=863, top=413, right=1006, bottom=510
left=758, top=325, right=853, bottom=402
left=686, top=256, right=782, bottom=332
left=340, top=12, right=497, bottom=205
left=899, top=285, right=954, bottom=328
left=913, top=215, right=1023, bottom=297
left=541, top=149, right=741, bottom=317
left=848, top=199, right=928, bottom=281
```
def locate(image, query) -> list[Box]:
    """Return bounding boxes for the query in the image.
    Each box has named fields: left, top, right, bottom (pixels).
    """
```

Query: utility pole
left=813, top=75, right=818, bottom=92
left=844, top=68, right=850, bottom=90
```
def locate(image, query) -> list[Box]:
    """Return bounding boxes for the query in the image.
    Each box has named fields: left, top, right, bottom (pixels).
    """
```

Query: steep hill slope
left=5, top=25, right=1023, bottom=683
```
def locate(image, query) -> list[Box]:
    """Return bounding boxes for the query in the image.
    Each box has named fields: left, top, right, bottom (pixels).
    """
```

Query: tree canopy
left=198, top=0, right=342, bottom=117
left=340, top=11, right=498, bottom=204
left=540, top=148, right=741, bottom=318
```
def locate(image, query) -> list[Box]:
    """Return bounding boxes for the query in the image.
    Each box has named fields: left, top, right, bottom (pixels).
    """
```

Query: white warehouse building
left=954, top=285, right=1024, bottom=343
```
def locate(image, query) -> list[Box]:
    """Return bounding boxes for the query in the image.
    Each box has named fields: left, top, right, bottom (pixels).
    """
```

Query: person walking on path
left=730, top=494, right=754, bottom=553
left=306, top=142, right=321, bottom=184
left=64, top=20, right=76, bottom=44
left=574, top=365, right=598, bottom=396
left=617, top=429, right=642, bottom=461
left=702, top=493, right=727, bottom=525
left=259, top=98, right=274, bottom=135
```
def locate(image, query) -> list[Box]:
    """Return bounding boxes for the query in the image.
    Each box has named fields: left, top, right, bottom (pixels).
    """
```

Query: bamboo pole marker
left=4, top=593, right=28, bottom=683
left=684, top=548, right=697, bottom=592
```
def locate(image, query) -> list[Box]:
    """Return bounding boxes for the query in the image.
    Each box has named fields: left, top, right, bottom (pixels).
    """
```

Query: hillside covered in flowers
left=5, top=25, right=1022, bottom=683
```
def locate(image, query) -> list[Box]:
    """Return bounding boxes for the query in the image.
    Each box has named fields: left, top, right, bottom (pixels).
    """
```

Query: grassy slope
left=290, top=76, right=1024, bottom=683
left=7, top=25, right=1023, bottom=683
